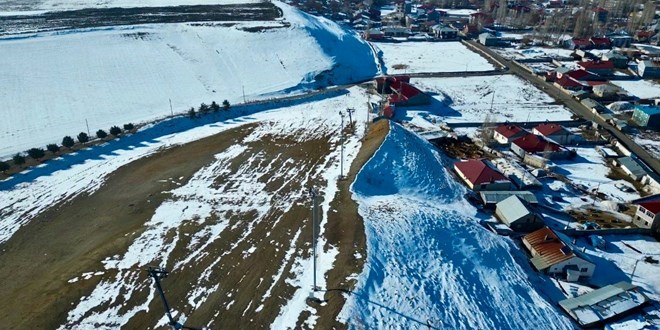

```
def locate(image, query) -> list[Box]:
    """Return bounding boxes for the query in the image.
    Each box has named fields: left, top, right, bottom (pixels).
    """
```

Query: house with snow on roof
left=522, top=227, right=595, bottom=282
left=493, top=124, right=527, bottom=145
left=453, top=159, right=512, bottom=191
left=559, top=281, right=649, bottom=328
left=510, top=132, right=569, bottom=160
left=632, top=194, right=660, bottom=229
left=533, top=123, right=575, bottom=145
left=495, top=195, right=544, bottom=232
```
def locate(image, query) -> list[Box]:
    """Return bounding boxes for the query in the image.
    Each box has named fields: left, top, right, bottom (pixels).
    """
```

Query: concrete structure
left=637, top=60, right=660, bottom=79
left=632, top=105, right=660, bottom=129
left=533, top=123, right=574, bottom=145
left=493, top=124, right=527, bottom=145
left=522, top=227, right=595, bottom=281
left=479, top=190, right=538, bottom=208
left=559, top=282, right=649, bottom=328
left=614, top=156, right=647, bottom=181
left=478, top=33, right=498, bottom=46
left=495, top=196, right=544, bottom=232
left=632, top=194, right=660, bottom=229
left=453, top=159, right=512, bottom=191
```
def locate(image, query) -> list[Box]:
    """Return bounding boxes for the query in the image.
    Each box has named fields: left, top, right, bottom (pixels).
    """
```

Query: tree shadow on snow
left=0, top=89, right=349, bottom=191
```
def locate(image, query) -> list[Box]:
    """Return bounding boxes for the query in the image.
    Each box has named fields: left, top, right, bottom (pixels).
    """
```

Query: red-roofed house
left=590, top=37, right=611, bottom=49
left=511, top=133, right=568, bottom=159
left=557, top=69, right=603, bottom=82
left=453, top=159, right=512, bottom=191
left=564, top=38, right=592, bottom=50
left=493, top=124, right=527, bottom=144
left=554, top=75, right=592, bottom=91
left=577, top=60, right=614, bottom=76
left=523, top=227, right=595, bottom=281
left=632, top=194, right=660, bottom=229
left=388, top=82, right=431, bottom=106
left=533, top=123, right=575, bottom=145
left=375, top=75, right=411, bottom=94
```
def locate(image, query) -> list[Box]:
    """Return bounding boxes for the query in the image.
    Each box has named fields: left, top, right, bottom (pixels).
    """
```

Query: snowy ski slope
left=341, top=124, right=575, bottom=329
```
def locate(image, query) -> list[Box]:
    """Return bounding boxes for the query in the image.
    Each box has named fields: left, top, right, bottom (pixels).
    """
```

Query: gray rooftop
left=618, top=157, right=647, bottom=178
left=496, top=195, right=532, bottom=224
left=480, top=191, right=538, bottom=205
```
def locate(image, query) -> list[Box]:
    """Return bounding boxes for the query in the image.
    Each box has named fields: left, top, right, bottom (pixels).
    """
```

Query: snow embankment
left=0, top=2, right=377, bottom=158
left=340, top=124, right=574, bottom=329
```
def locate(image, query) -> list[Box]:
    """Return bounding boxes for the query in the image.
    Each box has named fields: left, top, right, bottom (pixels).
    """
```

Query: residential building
left=589, top=37, right=611, bottom=49
left=557, top=69, right=603, bottom=82
left=362, top=28, right=385, bottom=41
left=608, top=31, right=632, bottom=47
left=511, top=133, right=568, bottom=159
left=577, top=60, right=614, bottom=76
left=631, top=105, right=660, bottom=129
left=522, top=227, right=595, bottom=281
left=495, top=196, right=544, bottom=232
left=382, top=26, right=410, bottom=37
left=478, top=32, right=498, bottom=46
left=614, top=156, right=647, bottom=181
left=559, top=282, right=649, bottom=328
left=388, top=82, right=431, bottom=106
left=375, top=75, right=410, bottom=94
left=592, top=84, right=620, bottom=98
left=632, top=194, right=660, bottom=229
left=637, top=60, right=660, bottom=79
left=479, top=190, right=538, bottom=208
left=493, top=124, right=526, bottom=145
left=601, top=51, right=629, bottom=69
left=491, top=158, right=543, bottom=189
left=554, top=75, right=591, bottom=91
left=395, top=1, right=412, bottom=15
left=563, top=38, right=591, bottom=50
left=431, top=25, right=458, bottom=39
left=533, top=123, right=575, bottom=145
left=453, top=159, right=512, bottom=191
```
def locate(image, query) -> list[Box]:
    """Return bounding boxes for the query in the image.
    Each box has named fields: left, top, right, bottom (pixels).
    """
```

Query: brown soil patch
left=431, top=137, right=490, bottom=159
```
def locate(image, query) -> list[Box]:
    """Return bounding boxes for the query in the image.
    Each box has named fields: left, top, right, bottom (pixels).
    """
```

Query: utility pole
left=339, top=111, right=345, bottom=180
left=148, top=267, right=176, bottom=327
left=169, top=98, right=174, bottom=117
left=308, top=188, right=319, bottom=292
left=489, top=91, right=496, bottom=113
left=85, top=119, right=90, bottom=136
left=346, top=108, right=355, bottom=131
left=242, top=85, right=246, bottom=104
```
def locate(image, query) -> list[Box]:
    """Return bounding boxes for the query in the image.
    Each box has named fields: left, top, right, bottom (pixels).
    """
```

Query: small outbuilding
left=632, top=105, right=660, bottom=129
left=495, top=196, right=544, bottom=232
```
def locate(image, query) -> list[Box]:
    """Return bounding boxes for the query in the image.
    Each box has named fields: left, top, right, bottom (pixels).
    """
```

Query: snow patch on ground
left=375, top=41, right=495, bottom=74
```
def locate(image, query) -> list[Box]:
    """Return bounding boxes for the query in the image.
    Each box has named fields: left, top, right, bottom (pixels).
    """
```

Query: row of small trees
left=188, top=100, right=230, bottom=118
left=0, top=123, right=135, bottom=174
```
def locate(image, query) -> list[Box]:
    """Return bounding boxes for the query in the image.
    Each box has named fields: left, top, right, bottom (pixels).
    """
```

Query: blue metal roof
left=635, top=105, right=660, bottom=116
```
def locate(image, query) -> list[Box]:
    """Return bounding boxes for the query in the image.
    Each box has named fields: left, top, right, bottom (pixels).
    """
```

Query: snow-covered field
left=495, top=46, right=574, bottom=60
left=550, top=147, right=641, bottom=203
left=0, top=3, right=378, bottom=158
left=375, top=41, right=495, bottom=74
left=340, top=123, right=574, bottom=329
left=611, top=79, right=660, bottom=99
left=404, top=75, right=574, bottom=124
left=0, top=0, right=260, bottom=14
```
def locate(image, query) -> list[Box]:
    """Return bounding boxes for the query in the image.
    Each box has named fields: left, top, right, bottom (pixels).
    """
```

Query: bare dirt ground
left=0, top=117, right=389, bottom=329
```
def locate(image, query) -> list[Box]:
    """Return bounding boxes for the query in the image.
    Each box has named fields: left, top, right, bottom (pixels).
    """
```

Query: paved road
left=466, top=40, right=660, bottom=175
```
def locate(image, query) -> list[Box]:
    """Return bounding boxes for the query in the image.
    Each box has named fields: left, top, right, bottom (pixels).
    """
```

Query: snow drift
left=0, top=1, right=377, bottom=158
left=341, top=123, right=575, bottom=329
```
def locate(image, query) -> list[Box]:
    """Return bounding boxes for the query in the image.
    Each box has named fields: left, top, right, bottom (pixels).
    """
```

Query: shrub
left=13, top=153, right=25, bottom=167
left=210, top=101, right=220, bottom=112
left=199, top=103, right=210, bottom=113
left=77, top=132, right=89, bottom=143
left=0, top=161, right=9, bottom=173
left=27, top=147, right=45, bottom=160
left=109, top=126, right=122, bottom=136
left=46, top=144, right=60, bottom=153
left=62, top=136, right=75, bottom=148
left=123, top=123, right=135, bottom=131
left=96, top=129, right=108, bottom=139
left=188, top=107, right=196, bottom=118
left=222, top=99, right=230, bottom=110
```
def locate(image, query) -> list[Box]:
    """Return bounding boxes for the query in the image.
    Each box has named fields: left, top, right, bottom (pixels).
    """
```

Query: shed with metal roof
left=495, top=196, right=544, bottom=232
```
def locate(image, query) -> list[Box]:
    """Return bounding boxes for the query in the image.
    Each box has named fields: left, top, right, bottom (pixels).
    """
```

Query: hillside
left=340, top=124, right=576, bottom=329
left=0, top=1, right=378, bottom=158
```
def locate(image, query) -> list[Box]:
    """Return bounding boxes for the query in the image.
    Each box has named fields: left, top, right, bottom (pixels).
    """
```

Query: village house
left=478, top=32, right=498, bottom=46
left=632, top=105, right=660, bottom=129
left=493, top=124, right=527, bottom=145
left=533, top=123, right=575, bottom=145
left=453, top=159, right=512, bottom=191
left=632, top=194, right=660, bottom=229
left=479, top=190, right=538, bottom=208
left=613, top=156, right=648, bottom=181
left=589, top=37, right=611, bottom=49
left=431, top=25, right=458, bottom=40
left=556, top=69, right=603, bottom=82
left=362, top=28, right=385, bottom=41
left=375, top=75, right=410, bottom=94
left=559, top=282, right=649, bottom=328
left=554, top=75, right=591, bottom=92
left=388, top=82, right=431, bottom=107
left=511, top=133, right=568, bottom=160
left=577, top=60, right=614, bottom=76
left=637, top=60, right=660, bottom=79
left=522, top=227, right=596, bottom=281
left=495, top=195, right=544, bottom=232
left=592, top=84, right=621, bottom=98
left=564, top=38, right=592, bottom=50
left=607, top=31, right=633, bottom=48
left=601, top=51, right=629, bottom=69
